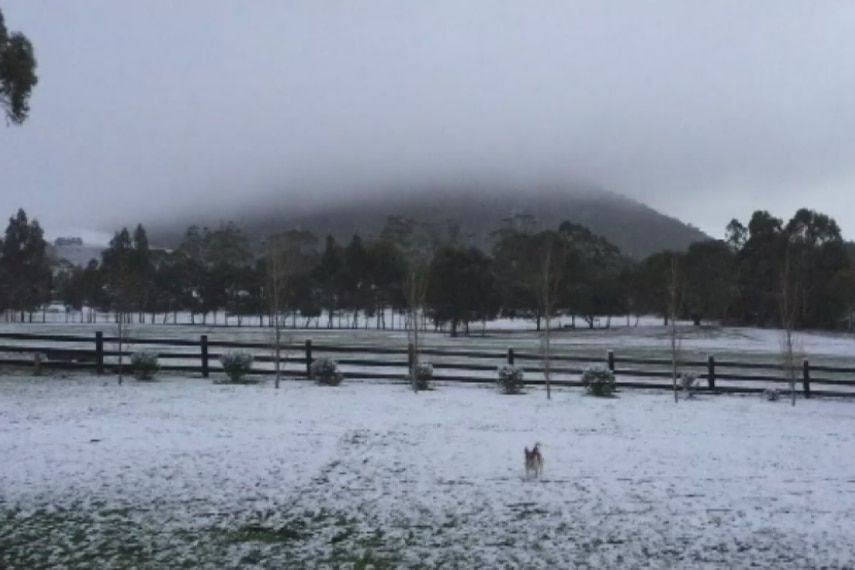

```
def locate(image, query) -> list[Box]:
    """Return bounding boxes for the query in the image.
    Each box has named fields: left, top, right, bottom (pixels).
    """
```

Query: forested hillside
left=149, top=187, right=710, bottom=259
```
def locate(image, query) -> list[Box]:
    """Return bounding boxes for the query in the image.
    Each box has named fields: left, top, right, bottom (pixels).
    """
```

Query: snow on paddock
left=1, top=375, right=855, bottom=569
left=4, top=319, right=855, bottom=365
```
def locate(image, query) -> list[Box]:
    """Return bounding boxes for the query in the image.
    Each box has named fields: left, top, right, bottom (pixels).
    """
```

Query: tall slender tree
left=130, top=224, right=153, bottom=321
left=101, top=229, right=135, bottom=384
left=342, top=235, right=372, bottom=328
left=0, top=209, right=50, bottom=320
left=0, top=235, right=7, bottom=314
left=313, top=235, right=343, bottom=328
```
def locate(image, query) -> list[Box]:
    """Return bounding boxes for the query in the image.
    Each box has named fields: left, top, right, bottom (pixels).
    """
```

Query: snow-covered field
left=4, top=317, right=855, bottom=363
left=2, top=375, right=854, bottom=569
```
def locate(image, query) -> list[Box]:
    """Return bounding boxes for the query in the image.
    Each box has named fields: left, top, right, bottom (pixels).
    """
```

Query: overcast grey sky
left=1, top=1, right=854, bottom=243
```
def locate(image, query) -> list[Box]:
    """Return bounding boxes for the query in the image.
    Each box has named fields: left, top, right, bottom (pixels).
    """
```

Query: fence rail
left=2, top=332, right=855, bottom=398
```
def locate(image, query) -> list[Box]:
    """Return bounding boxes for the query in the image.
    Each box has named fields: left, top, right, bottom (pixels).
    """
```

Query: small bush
left=33, top=353, right=46, bottom=377
left=131, top=350, right=160, bottom=381
left=497, top=364, right=525, bottom=395
left=410, top=361, right=433, bottom=391
left=764, top=387, right=780, bottom=401
left=311, top=357, right=343, bottom=386
left=581, top=365, right=616, bottom=397
left=680, top=372, right=698, bottom=399
left=220, top=351, right=254, bottom=383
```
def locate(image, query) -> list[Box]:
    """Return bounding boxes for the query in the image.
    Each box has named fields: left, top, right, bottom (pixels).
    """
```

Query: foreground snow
left=1, top=375, right=854, bottom=569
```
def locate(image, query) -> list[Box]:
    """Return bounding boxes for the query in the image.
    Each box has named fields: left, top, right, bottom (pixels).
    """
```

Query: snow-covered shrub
left=131, top=350, right=160, bottom=381
left=680, top=372, right=698, bottom=399
left=497, top=364, right=525, bottom=395
left=311, top=357, right=343, bottom=386
left=32, top=352, right=46, bottom=377
left=764, top=387, right=780, bottom=401
left=220, top=351, right=254, bottom=383
left=581, top=365, right=616, bottom=397
left=408, top=360, right=434, bottom=390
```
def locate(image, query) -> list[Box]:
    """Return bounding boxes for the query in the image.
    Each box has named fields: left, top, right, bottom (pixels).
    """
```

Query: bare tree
left=265, top=230, right=315, bottom=388
left=404, top=259, right=431, bottom=392
left=666, top=254, right=682, bottom=403
left=779, top=244, right=800, bottom=407
left=266, top=233, right=287, bottom=389
left=538, top=232, right=565, bottom=400
left=114, top=255, right=133, bottom=386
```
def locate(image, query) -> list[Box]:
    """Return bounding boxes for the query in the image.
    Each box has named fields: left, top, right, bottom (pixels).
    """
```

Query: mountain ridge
left=147, top=186, right=711, bottom=258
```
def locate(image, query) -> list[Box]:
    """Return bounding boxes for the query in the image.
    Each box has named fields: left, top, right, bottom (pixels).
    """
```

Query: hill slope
left=47, top=244, right=102, bottom=268
left=152, top=187, right=710, bottom=258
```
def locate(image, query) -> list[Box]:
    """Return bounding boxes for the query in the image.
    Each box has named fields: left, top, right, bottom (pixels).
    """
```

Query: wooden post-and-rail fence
left=0, top=331, right=853, bottom=398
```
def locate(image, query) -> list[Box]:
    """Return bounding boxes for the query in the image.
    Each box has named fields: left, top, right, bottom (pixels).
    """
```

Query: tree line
left=2, top=207, right=854, bottom=333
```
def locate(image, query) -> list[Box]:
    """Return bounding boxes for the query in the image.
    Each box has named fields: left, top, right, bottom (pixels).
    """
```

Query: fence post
left=802, top=359, right=811, bottom=399
left=407, top=342, right=415, bottom=370
left=707, top=355, right=715, bottom=390
left=607, top=350, right=615, bottom=377
left=507, top=347, right=515, bottom=366
left=201, top=335, right=209, bottom=379
left=305, top=339, right=313, bottom=378
left=95, top=331, right=104, bottom=375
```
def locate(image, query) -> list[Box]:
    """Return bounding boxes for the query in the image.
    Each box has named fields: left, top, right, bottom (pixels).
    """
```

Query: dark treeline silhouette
left=3, top=207, right=854, bottom=333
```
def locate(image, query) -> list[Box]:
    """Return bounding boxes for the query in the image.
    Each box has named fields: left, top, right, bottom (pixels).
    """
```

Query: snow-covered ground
left=4, top=317, right=855, bottom=361
left=1, top=375, right=854, bottom=569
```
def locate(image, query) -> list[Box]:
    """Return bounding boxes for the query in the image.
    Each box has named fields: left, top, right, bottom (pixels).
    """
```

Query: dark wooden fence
left=2, top=331, right=855, bottom=398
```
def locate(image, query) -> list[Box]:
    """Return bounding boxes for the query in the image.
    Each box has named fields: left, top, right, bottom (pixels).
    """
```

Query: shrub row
left=120, top=351, right=785, bottom=401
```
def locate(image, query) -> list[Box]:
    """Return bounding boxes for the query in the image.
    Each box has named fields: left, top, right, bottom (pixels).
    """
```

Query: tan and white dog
left=524, top=443, right=544, bottom=479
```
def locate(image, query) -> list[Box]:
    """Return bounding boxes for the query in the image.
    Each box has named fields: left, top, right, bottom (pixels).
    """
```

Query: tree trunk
left=274, top=317, right=281, bottom=389
left=544, top=314, right=552, bottom=400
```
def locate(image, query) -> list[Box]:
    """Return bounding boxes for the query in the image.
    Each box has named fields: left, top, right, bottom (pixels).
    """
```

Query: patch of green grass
left=97, top=507, right=133, bottom=518
left=319, top=549, right=399, bottom=570
left=581, top=391, right=619, bottom=399
left=230, top=521, right=307, bottom=544
left=0, top=505, right=168, bottom=569
left=366, top=527, right=385, bottom=546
